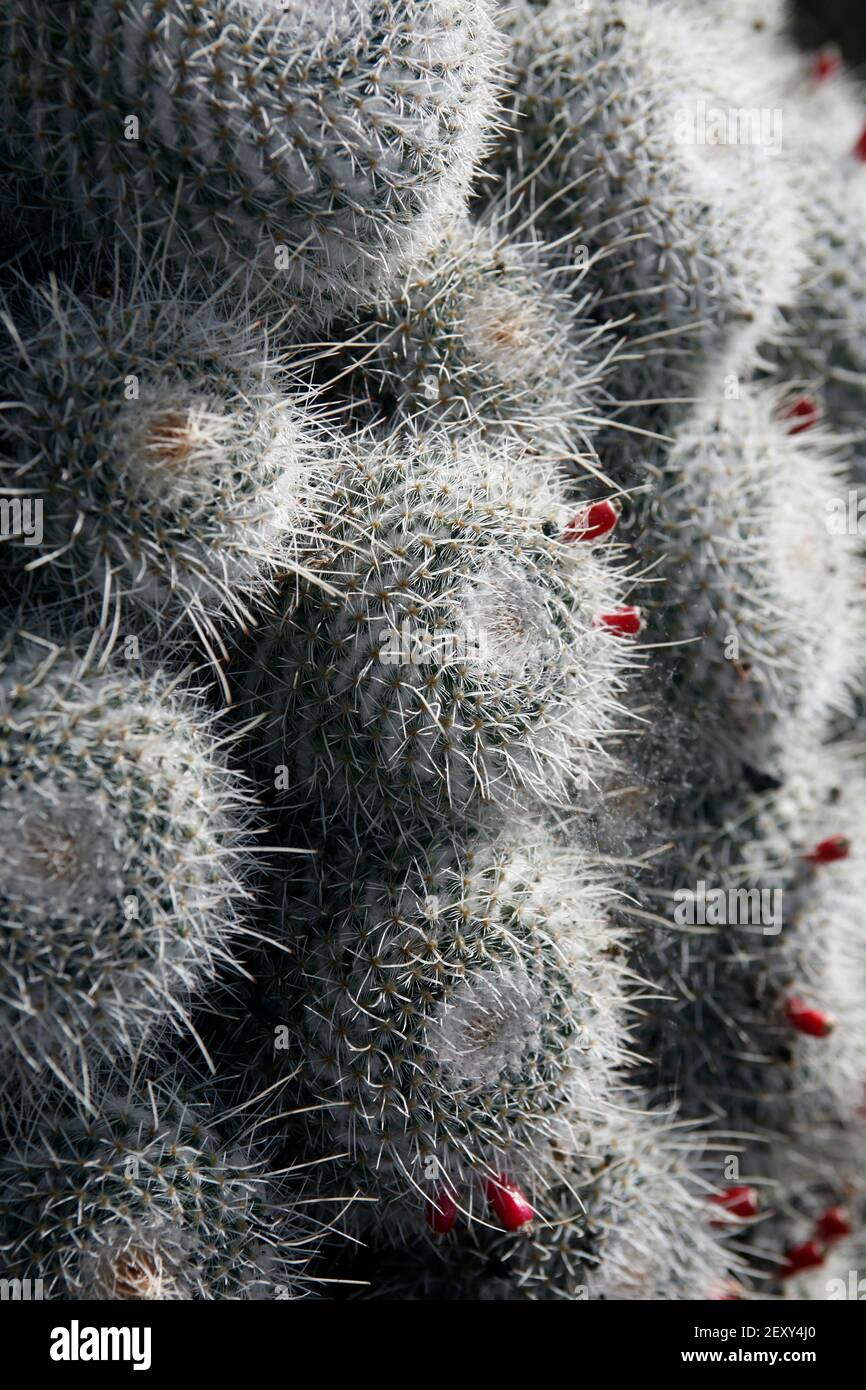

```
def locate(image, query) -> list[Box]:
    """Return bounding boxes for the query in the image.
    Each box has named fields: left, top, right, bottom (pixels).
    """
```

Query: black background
left=793, top=0, right=866, bottom=67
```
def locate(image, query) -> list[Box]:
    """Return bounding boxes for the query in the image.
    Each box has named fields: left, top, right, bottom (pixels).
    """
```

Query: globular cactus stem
left=0, top=1, right=500, bottom=327
left=0, top=268, right=334, bottom=682
left=240, top=428, right=640, bottom=834
left=0, top=627, right=257, bottom=1098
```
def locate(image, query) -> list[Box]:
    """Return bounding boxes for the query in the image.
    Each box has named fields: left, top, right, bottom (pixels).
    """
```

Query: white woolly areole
left=0, top=792, right=125, bottom=924
left=79, top=1230, right=193, bottom=1302
left=429, top=963, right=543, bottom=1087
left=458, top=559, right=563, bottom=677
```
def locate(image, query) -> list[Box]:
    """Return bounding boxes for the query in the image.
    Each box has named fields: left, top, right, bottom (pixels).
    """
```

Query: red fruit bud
left=425, top=1186, right=458, bottom=1235
left=784, top=996, right=835, bottom=1037
left=707, top=1186, right=760, bottom=1226
left=564, top=499, right=619, bottom=543
left=597, top=606, right=643, bottom=637
left=786, top=396, right=821, bottom=434
left=811, top=47, right=841, bottom=84
left=804, top=835, right=850, bottom=865
left=854, top=122, right=866, bottom=162
left=814, top=1206, right=851, bottom=1244
left=484, top=1176, right=534, bottom=1232
left=779, top=1240, right=825, bottom=1279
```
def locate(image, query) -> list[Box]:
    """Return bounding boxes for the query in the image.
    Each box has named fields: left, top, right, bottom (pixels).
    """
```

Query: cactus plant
left=259, top=815, right=634, bottom=1238
left=331, top=1101, right=739, bottom=1300
left=240, top=429, right=638, bottom=834
left=0, top=269, right=333, bottom=672
left=490, top=0, right=806, bottom=461
left=332, top=213, right=619, bottom=469
left=632, top=736, right=866, bottom=1143
left=0, top=0, right=500, bottom=326
left=633, top=381, right=865, bottom=781
left=527, top=1110, right=735, bottom=1303
left=1, top=0, right=865, bottom=1309
left=0, top=626, right=256, bottom=1096
left=768, top=99, right=866, bottom=462
left=0, top=1070, right=310, bottom=1299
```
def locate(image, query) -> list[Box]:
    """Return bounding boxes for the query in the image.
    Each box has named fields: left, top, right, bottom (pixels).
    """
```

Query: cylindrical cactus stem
left=490, top=1107, right=737, bottom=1301
left=634, top=739, right=866, bottom=1132
left=765, top=88, right=866, bottom=462
left=490, top=0, right=805, bottom=458
left=332, top=214, right=620, bottom=470
left=634, top=381, right=865, bottom=783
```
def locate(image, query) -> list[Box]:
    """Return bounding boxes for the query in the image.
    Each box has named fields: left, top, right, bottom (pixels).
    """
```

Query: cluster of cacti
left=2, top=0, right=865, bottom=1304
